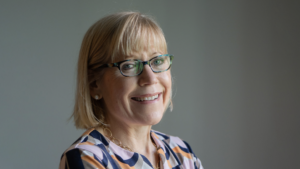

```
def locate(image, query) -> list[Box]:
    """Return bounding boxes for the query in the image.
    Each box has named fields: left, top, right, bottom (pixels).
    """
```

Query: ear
left=89, top=80, right=103, bottom=100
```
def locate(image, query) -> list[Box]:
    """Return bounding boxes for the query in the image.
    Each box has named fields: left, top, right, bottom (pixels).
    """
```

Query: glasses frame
left=98, top=54, right=174, bottom=77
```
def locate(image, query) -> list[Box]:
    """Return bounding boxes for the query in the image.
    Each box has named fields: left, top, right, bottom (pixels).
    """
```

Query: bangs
left=111, top=14, right=167, bottom=61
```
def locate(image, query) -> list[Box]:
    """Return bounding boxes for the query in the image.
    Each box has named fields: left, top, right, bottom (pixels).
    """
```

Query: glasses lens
left=120, top=61, right=143, bottom=76
left=150, top=55, right=172, bottom=72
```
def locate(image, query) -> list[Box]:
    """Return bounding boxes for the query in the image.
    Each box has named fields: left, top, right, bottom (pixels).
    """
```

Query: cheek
left=104, top=76, right=136, bottom=104
left=158, top=71, right=172, bottom=101
left=161, top=71, right=172, bottom=90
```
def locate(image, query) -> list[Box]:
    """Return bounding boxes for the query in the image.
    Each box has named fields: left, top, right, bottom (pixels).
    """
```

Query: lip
left=131, top=92, right=162, bottom=104
left=131, top=92, right=162, bottom=98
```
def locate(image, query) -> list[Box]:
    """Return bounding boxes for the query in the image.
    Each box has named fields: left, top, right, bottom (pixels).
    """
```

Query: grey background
left=1, top=0, right=299, bottom=169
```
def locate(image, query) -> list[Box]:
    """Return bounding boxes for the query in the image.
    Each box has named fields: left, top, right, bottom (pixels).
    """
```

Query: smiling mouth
left=131, top=94, right=159, bottom=102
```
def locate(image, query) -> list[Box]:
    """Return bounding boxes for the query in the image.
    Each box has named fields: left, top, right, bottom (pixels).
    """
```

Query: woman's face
left=94, top=49, right=172, bottom=127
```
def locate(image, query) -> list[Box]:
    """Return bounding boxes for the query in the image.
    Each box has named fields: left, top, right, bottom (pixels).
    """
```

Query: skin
left=90, top=48, right=172, bottom=167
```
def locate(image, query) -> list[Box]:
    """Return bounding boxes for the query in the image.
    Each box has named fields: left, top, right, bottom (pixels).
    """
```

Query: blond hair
left=72, top=12, right=168, bottom=129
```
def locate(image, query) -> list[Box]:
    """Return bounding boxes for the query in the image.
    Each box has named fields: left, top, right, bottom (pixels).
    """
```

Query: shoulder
left=63, top=128, right=110, bottom=156
left=152, top=130, right=193, bottom=153
left=59, top=128, right=109, bottom=169
left=151, top=130, right=204, bottom=169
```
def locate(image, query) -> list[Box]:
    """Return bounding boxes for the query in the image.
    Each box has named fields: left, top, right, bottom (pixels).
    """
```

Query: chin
left=149, top=118, right=162, bottom=126
left=130, top=105, right=167, bottom=126
left=145, top=112, right=164, bottom=126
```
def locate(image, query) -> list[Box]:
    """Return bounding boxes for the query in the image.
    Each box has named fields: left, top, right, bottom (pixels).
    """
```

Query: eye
left=153, top=58, right=164, bottom=66
left=120, top=61, right=139, bottom=72
left=122, top=64, right=134, bottom=70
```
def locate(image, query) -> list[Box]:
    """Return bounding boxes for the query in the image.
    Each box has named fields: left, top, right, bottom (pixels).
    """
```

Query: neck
left=97, top=115, right=160, bottom=168
left=98, top=118, right=156, bottom=156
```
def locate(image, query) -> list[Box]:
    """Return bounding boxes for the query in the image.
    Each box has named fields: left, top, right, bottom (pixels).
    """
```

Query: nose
left=138, top=64, right=158, bottom=86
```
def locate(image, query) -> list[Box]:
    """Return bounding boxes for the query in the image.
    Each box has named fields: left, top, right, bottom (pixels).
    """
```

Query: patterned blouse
left=59, top=128, right=203, bottom=169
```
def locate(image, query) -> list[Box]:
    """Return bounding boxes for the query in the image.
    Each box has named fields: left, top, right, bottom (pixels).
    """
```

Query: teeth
left=135, top=94, right=158, bottom=101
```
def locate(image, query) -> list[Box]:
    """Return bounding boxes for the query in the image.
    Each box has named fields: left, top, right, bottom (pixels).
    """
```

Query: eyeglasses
left=98, top=54, right=174, bottom=77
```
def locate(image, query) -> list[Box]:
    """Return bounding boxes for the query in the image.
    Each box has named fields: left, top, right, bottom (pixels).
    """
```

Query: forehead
left=114, top=45, right=166, bottom=62
left=112, top=25, right=167, bottom=62
left=126, top=49, right=163, bottom=60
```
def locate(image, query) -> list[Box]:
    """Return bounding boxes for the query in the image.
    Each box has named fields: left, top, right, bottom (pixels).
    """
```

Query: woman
left=60, top=12, right=203, bottom=169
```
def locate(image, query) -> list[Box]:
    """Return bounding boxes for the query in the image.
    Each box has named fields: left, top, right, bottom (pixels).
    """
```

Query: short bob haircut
left=72, top=12, right=170, bottom=129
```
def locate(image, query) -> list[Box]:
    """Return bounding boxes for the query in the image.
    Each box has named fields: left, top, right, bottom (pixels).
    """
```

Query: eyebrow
left=125, top=52, right=161, bottom=60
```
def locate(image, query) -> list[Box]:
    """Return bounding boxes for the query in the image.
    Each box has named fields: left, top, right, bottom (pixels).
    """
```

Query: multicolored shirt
left=60, top=128, right=203, bottom=169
